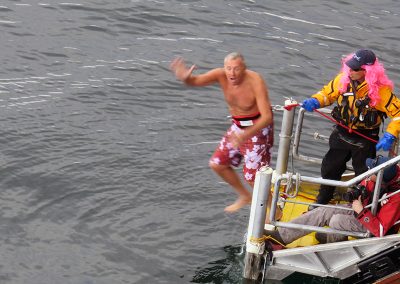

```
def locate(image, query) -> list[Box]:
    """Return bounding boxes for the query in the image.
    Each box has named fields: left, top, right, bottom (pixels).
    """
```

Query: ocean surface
left=0, top=1, right=399, bottom=283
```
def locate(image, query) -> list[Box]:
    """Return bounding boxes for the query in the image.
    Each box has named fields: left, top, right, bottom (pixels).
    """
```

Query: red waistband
left=232, top=113, right=261, bottom=120
left=232, top=113, right=261, bottom=128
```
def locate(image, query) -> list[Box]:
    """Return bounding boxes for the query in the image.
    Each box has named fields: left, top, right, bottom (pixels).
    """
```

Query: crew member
left=302, top=49, right=400, bottom=206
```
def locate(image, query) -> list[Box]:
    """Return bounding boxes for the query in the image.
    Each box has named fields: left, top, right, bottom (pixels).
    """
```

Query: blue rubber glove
left=302, top=98, right=320, bottom=112
left=376, top=132, right=396, bottom=151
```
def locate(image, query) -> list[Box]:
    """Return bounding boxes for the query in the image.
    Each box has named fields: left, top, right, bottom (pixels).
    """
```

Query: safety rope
left=249, top=235, right=287, bottom=248
left=284, top=103, right=378, bottom=143
left=283, top=172, right=301, bottom=198
left=313, top=109, right=378, bottom=143
left=285, top=103, right=399, bottom=157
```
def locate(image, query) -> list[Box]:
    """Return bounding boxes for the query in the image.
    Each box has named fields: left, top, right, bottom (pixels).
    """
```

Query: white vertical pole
left=244, top=100, right=297, bottom=280
left=244, top=166, right=273, bottom=280
left=275, top=99, right=296, bottom=175
left=246, top=166, right=273, bottom=247
left=268, top=99, right=296, bottom=224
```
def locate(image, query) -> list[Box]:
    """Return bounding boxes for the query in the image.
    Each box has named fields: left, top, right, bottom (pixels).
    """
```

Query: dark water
left=0, top=1, right=399, bottom=283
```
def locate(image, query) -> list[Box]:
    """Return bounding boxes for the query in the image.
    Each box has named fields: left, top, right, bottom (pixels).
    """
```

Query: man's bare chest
left=224, top=88, right=256, bottom=110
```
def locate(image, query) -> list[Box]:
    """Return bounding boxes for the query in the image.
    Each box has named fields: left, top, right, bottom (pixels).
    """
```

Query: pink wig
left=339, top=52, right=394, bottom=106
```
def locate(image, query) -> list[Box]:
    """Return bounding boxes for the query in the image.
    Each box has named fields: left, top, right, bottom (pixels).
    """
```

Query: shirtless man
left=170, top=52, right=276, bottom=214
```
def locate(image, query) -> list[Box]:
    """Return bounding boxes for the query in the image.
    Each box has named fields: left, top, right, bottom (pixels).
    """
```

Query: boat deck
left=243, top=100, right=400, bottom=283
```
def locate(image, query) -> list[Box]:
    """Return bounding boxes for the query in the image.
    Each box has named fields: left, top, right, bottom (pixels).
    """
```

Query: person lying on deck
left=265, top=156, right=400, bottom=246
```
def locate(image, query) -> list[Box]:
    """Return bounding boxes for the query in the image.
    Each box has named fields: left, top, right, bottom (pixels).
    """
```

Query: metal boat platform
left=243, top=99, right=400, bottom=283
left=266, top=234, right=400, bottom=280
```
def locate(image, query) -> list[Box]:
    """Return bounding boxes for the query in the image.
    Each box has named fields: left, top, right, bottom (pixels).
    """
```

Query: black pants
left=317, top=126, right=378, bottom=204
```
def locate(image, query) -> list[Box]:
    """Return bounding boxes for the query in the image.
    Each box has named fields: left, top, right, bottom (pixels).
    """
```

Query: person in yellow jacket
left=302, top=49, right=400, bottom=206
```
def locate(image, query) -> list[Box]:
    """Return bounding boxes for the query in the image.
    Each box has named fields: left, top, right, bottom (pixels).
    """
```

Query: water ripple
left=0, top=0, right=398, bottom=283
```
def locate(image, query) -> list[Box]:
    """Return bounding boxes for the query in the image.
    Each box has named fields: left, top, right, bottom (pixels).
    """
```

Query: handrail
left=244, top=102, right=400, bottom=280
left=269, top=155, right=400, bottom=239
left=270, top=174, right=367, bottom=238
left=292, top=107, right=324, bottom=164
left=300, top=154, right=400, bottom=188
left=292, top=104, right=400, bottom=168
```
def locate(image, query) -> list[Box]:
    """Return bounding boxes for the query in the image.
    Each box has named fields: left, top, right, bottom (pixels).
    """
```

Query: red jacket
left=356, top=171, right=400, bottom=237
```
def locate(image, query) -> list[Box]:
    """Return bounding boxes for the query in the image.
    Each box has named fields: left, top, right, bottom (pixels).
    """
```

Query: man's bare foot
left=224, top=196, right=251, bottom=213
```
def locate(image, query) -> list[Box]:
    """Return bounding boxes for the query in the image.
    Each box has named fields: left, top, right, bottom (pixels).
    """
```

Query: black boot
left=316, top=185, right=335, bottom=204
left=309, top=186, right=335, bottom=211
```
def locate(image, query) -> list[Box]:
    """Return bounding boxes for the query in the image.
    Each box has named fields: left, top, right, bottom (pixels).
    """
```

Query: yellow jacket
left=312, top=73, right=400, bottom=137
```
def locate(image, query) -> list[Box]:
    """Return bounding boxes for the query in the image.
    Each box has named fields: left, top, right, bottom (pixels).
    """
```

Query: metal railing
left=269, top=154, right=400, bottom=238
left=269, top=98, right=400, bottom=237
left=244, top=98, right=400, bottom=280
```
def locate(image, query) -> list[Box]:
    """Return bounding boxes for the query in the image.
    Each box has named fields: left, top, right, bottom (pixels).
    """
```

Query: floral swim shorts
left=209, top=123, right=274, bottom=182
